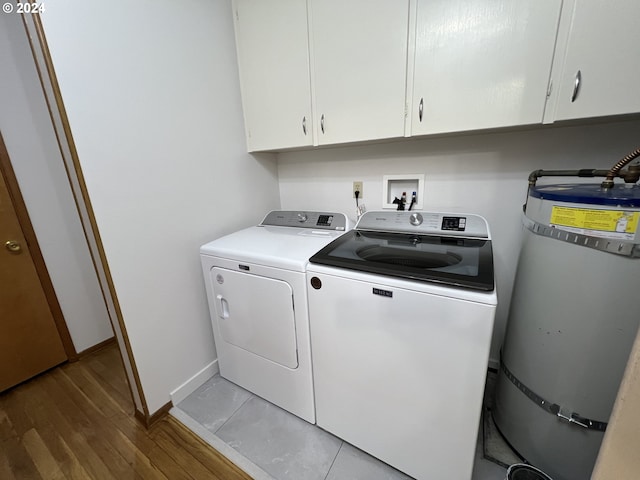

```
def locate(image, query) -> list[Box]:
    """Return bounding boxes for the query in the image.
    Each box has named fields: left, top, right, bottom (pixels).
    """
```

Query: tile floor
left=172, top=375, right=507, bottom=480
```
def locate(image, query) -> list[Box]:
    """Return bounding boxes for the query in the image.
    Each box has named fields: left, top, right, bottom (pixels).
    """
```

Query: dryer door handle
left=217, top=295, right=230, bottom=319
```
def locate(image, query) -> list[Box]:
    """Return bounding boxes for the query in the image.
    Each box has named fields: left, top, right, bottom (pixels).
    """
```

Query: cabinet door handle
left=320, top=114, right=325, bottom=134
left=571, top=70, right=582, bottom=103
left=419, top=98, right=424, bottom=122
left=302, top=116, right=307, bottom=135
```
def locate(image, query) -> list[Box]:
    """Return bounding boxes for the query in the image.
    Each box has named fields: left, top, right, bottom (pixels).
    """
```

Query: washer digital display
left=442, top=216, right=467, bottom=231
left=317, top=215, right=333, bottom=226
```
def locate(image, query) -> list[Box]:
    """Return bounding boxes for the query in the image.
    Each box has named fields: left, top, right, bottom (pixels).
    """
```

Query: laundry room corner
left=4, top=1, right=640, bottom=478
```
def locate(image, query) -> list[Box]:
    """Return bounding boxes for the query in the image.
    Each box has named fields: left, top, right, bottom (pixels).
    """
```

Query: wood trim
left=21, top=12, right=151, bottom=418
left=135, top=401, right=173, bottom=429
left=0, top=133, right=78, bottom=362
left=76, top=336, right=116, bottom=359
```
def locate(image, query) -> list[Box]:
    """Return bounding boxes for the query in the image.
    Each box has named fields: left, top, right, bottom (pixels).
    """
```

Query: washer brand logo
left=372, top=288, right=393, bottom=298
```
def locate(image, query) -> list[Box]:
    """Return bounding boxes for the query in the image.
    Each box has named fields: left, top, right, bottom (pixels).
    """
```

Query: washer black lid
left=309, top=230, right=494, bottom=291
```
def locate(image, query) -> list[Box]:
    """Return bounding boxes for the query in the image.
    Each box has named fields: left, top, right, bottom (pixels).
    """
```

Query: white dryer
left=200, top=211, right=349, bottom=423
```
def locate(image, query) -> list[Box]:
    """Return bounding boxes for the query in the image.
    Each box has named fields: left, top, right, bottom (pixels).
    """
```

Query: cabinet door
left=310, top=0, right=409, bottom=145
left=411, top=0, right=561, bottom=135
left=551, top=0, right=640, bottom=121
left=233, top=0, right=312, bottom=151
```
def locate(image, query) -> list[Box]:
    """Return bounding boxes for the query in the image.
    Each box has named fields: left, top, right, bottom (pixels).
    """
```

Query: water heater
left=494, top=181, right=640, bottom=480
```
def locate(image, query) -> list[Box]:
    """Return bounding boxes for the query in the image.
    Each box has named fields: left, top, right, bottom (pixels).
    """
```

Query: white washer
left=200, top=211, right=349, bottom=423
left=307, top=211, right=497, bottom=480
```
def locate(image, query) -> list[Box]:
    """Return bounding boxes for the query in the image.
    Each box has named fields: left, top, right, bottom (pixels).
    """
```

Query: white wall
left=278, top=119, right=640, bottom=364
left=40, top=0, right=280, bottom=413
left=0, top=12, right=113, bottom=352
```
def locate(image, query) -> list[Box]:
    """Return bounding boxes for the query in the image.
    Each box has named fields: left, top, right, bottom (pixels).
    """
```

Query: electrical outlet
left=353, top=181, right=363, bottom=198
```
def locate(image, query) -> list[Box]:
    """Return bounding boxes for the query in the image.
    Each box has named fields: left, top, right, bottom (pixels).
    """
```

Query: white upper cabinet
left=410, top=0, right=562, bottom=135
left=546, top=0, right=640, bottom=122
left=309, top=0, right=410, bottom=145
left=232, top=1, right=636, bottom=151
left=233, top=0, right=312, bottom=151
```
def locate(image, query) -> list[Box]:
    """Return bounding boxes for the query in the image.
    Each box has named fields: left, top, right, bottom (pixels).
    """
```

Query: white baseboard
left=170, top=359, right=219, bottom=406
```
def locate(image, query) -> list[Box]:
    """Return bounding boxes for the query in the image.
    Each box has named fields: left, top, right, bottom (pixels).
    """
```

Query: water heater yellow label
left=550, top=206, right=639, bottom=239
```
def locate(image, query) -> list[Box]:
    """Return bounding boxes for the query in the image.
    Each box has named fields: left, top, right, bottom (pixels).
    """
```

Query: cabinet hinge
left=235, top=8, right=239, bottom=21
left=546, top=80, right=553, bottom=99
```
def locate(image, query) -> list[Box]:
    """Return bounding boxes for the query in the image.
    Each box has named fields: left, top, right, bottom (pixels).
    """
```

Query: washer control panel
left=261, top=211, right=348, bottom=231
left=355, top=211, right=489, bottom=238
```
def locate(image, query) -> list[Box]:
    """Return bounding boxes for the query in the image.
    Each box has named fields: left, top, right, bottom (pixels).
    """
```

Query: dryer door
left=210, top=267, right=298, bottom=368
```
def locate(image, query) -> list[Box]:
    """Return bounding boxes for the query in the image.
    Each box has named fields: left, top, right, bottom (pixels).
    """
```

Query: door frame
left=0, top=132, right=77, bottom=361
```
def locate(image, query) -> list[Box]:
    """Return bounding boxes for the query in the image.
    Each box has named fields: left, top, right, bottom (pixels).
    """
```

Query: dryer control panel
left=260, top=211, right=349, bottom=231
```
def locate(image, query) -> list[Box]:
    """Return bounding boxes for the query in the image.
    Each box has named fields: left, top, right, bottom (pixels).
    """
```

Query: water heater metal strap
left=523, top=216, right=640, bottom=258
left=500, top=357, right=608, bottom=432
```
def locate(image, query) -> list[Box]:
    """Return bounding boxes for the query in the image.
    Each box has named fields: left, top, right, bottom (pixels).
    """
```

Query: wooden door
left=0, top=140, right=68, bottom=392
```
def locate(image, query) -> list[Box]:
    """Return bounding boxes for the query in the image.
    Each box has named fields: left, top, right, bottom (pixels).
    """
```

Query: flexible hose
left=601, top=147, right=640, bottom=188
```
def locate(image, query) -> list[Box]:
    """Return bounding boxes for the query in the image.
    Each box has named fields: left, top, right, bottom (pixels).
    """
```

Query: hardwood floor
left=0, top=344, right=252, bottom=479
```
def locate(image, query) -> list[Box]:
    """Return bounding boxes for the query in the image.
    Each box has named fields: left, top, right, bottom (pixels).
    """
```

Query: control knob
left=297, top=212, right=308, bottom=223
left=409, top=213, right=423, bottom=226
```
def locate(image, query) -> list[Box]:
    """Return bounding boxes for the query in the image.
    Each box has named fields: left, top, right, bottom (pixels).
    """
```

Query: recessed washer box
left=382, top=174, right=425, bottom=209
